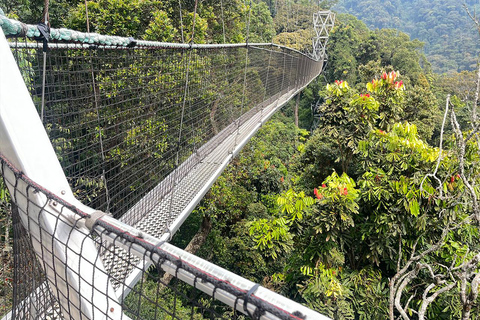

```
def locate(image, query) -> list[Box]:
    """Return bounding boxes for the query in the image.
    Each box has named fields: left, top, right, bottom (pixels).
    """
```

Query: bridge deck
left=100, top=85, right=312, bottom=296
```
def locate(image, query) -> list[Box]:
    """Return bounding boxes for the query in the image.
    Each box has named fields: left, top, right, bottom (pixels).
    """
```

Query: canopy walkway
left=0, top=8, right=335, bottom=320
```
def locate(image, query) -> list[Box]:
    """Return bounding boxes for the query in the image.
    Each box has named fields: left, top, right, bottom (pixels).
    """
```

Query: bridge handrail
left=0, top=10, right=317, bottom=60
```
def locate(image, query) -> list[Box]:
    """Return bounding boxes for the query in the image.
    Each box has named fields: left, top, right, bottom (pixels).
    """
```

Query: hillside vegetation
left=335, top=0, right=480, bottom=73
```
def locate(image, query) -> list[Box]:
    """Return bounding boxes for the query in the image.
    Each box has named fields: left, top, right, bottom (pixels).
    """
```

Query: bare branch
left=451, top=109, right=480, bottom=220
left=390, top=226, right=451, bottom=319
left=418, top=280, right=456, bottom=320
left=395, top=267, right=419, bottom=320
left=397, top=235, right=403, bottom=272
left=421, top=95, right=450, bottom=198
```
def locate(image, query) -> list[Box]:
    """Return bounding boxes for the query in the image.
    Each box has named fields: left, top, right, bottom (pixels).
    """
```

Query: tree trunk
left=461, top=305, right=471, bottom=320
left=389, top=279, right=396, bottom=320
left=160, top=215, right=212, bottom=286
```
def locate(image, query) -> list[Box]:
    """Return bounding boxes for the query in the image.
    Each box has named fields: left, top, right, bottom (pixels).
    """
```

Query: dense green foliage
left=185, top=9, right=480, bottom=320
left=334, top=0, right=480, bottom=73
left=3, top=0, right=480, bottom=319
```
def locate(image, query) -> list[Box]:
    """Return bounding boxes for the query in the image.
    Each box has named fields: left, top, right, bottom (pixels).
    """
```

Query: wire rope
left=233, top=0, right=253, bottom=150
left=166, top=0, right=200, bottom=240
left=84, top=0, right=90, bottom=33
left=220, top=0, right=226, bottom=43
left=178, top=0, right=185, bottom=43
left=81, top=0, right=112, bottom=211
left=40, top=0, right=49, bottom=123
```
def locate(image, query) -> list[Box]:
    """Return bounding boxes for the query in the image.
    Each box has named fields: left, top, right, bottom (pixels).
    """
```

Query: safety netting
left=1, top=153, right=325, bottom=320
left=9, top=39, right=321, bottom=226
left=0, top=10, right=333, bottom=320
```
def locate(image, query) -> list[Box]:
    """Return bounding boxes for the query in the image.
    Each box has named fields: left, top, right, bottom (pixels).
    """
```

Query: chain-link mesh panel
left=1, top=153, right=324, bottom=320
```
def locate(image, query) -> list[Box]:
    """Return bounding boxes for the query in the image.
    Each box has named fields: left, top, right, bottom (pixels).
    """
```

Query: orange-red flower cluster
left=381, top=71, right=397, bottom=83
left=360, top=93, right=370, bottom=100
left=450, top=174, right=461, bottom=183
left=314, top=188, right=323, bottom=200
left=380, top=71, right=404, bottom=90
left=335, top=80, right=344, bottom=85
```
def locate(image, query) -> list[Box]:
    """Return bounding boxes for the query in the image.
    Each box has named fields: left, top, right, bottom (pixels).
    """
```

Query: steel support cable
left=293, top=2, right=298, bottom=49
left=178, top=0, right=185, bottom=43
left=84, top=0, right=90, bottom=33
left=90, top=57, right=112, bottom=213
left=79, top=29, right=112, bottom=214
left=260, top=45, right=274, bottom=121
left=189, top=0, right=199, bottom=44
left=233, top=0, right=253, bottom=151
left=167, top=0, right=199, bottom=241
left=40, top=0, right=49, bottom=123
left=187, top=0, right=201, bottom=156
left=281, top=47, right=286, bottom=93
left=1, top=12, right=302, bottom=51
left=220, top=0, right=226, bottom=44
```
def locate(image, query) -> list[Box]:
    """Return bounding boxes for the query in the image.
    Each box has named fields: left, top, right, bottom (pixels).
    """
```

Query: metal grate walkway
left=101, top=85, right=317, bottom=297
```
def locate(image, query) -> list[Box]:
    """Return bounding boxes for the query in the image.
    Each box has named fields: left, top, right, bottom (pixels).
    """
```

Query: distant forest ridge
left=334, top=0, right=480, bottom=73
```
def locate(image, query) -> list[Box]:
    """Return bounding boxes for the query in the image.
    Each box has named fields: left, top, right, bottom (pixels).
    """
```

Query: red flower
left=314, top=188, right=322, bottom=200
left=335, top=80, right=343, bottom=85
left=343, top=187, right=348, bottom=196
left=456, top=174, right=461, bottom=179
left=450, top=176, right=455, bottom=183
left=381, top=72, right=388, bottom=80
left=388, top=71, right=397, bottom=83
left=379, top=130, right=385, bottom=134
left=360, top=93, right=371, bottom=101
left=322, top=184, right=326, bottom=188
left=394, top=80, right=403, bottom=89
left=280, top=177, right=284, bottom=183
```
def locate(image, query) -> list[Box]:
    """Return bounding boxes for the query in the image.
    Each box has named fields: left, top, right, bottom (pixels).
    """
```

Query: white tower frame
left=312, top=11, right=335, bottom=61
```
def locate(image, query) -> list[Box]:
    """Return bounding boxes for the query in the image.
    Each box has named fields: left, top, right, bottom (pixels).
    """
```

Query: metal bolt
left=52, top=201, right=57, bottom=206
left=61, top=190, right=66, bottom=195
left=110, top=307, right=114, bottom=313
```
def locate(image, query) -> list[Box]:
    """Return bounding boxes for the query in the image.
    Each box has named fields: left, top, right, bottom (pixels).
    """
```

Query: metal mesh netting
left=1, top=153, right=324, bottom=320
left=1, top=14, right=332, bottom=320
left=10, top=40, right=321, bottom=226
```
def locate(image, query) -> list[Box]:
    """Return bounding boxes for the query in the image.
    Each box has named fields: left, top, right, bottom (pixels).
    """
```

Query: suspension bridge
left=0, top=6, right=335, bottom=320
